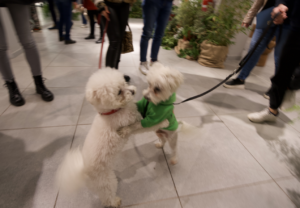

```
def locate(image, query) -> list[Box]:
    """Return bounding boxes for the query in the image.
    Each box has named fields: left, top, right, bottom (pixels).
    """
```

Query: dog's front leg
left=117, top=119, right=169, bottom=138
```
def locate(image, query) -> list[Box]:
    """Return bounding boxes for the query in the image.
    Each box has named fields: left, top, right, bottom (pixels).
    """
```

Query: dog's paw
left=117, top=127, right=131, bottom=138
left=154, top=141, right=164, bottom=149
left=160, top=119, right=169, bottom=128
left=111, top=197, right=121, bottom=207
left=170, top=157, right=178, bottom=165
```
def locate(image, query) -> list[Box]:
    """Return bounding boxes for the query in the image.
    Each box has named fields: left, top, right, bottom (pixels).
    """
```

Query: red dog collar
left=101, top=109, right=121, bottom=116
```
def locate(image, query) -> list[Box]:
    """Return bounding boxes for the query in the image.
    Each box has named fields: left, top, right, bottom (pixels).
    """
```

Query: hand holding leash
left=101, top=6, right=110, bottom=21
left=272, top=4, right=288, bottom=24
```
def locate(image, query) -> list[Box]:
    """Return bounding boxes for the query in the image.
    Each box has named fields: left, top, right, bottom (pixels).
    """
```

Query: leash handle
left=98, top=14, right=109, bottom=69
left=174, top=12, right=282, bottom=105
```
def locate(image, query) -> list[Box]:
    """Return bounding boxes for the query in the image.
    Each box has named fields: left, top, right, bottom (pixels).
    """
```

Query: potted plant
left=196, top=0, right=252, bottom=68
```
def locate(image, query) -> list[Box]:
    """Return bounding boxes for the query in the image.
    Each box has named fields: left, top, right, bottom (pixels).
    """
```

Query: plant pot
left=198, top=40, right=228, bottom=68
left=175, top=39, right=194, bottom=60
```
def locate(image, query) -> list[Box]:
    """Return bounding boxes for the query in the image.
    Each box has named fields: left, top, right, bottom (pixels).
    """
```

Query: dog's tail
left=177, top=120, right=199, bottom=138
left=55, top=148, right=86, bottom=195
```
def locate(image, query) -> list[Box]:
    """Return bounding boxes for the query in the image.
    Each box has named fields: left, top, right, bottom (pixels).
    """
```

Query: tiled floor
left=1, top=19, right=300, bottom=208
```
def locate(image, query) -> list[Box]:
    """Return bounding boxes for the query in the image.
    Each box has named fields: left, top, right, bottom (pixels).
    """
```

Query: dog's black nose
left=130, top=90, right=135, bottom=95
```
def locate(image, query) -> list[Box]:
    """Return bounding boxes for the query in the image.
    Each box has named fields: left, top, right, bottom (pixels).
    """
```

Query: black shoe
left=124, top=75, right=130, bottom=83
left=223, top=78, right=245, bottom=89
left=59, top=36, right=65, bottom=42
left=5, top=80, right=25, bottom=106
left=48, top=25, right=57, bottom=30
left=263, top=89, right=270, bottom=100
left=33, top=76, right=54, bottom=102
left=96, top=37, right=103, bottom=44
left=65, top=39, right=76, bottom=45
left=85, top=35, right=95, bottom=40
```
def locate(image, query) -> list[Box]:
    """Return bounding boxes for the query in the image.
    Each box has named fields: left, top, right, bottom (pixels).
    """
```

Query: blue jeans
left=55, top=0, right=72, bottom=40
left=140, top=0, right=173, bottom=62
left=238, top=25, right=291, bottom=80
left=81, top=13, right=87, bottom=25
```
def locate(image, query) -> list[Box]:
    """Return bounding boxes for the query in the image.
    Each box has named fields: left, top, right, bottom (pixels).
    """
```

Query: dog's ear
left=86, top=89, right=103, bottom=103
left=167, top=70, right=184, bottom=91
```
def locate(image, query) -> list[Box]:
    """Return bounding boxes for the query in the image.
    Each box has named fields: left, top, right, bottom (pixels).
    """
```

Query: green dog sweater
left=136, top=93, right=178, bottom=131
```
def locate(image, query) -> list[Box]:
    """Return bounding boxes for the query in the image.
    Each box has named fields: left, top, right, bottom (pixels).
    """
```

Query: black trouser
left=269, top=30, right=300, bottom=109
left=47, top=0, right=57, bottom=26
left=105, top=2, right=130, bottom=69
left=87, top=10, right=103, bottom=38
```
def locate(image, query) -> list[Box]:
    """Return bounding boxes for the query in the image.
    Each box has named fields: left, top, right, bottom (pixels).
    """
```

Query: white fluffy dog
left=118, top=63, right=185, bottom=165
left=56, top=69, right=169, bottom=207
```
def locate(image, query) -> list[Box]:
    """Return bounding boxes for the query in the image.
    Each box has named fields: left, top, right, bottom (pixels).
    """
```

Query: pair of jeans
left=269, top=30, right=300, bottom=109
left=237, top=25, right=290, bottom=80
left=47, top=0, right=57, bottom=26
left=140, top=0, right=173, bottom=62
left=87, top=10, right=103, bottom=38
left=81, top=12, right=87, bottom=25
left=55, top=0, right=72, bottom=40
left=0, top=4, right=42, bottom=81
left=105, top=2, right=130, bottom=69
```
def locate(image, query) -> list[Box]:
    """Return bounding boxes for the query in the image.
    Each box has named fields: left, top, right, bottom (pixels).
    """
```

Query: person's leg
left=140, top=0, right=159, bottom=63
left=55, top=0, right=64, bottom=39
left=237, top=28, right=276, bottom=80
left=269, top=30, right=300, bottom=110
left=114, top=3, right=130, bottom=69
left=105, top=5, right=121, bottom=69
left=86, top=10, right=95, bottom=38
left=151, top=0, right=172, bottom=62
left=273, top=25, right=290, bottom=72
left=63, top=1, right=72, bottom=41
left=8, top=4, right=42, bottom=77
left=47, top=0, right=58, bottom=28
left=81, top=12, right=87, bottom=25
left=7, top=4, right=53, bottom=102
left=0, top=11, right=14, bottom=81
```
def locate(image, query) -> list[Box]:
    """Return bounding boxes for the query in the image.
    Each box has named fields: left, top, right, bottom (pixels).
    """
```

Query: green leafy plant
left=195, top=0, right=252, bottom=46
left=129, top=0, right=142, bottom=18
left=42, top=3, right=50, bottom=17
left=178, top=38, right=201, bottom=60
left=72, top=12, right=80, bottom=21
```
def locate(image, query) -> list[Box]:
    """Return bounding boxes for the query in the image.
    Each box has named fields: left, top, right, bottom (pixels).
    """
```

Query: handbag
left=122, top=24, right=134, bottom=54
left=256, top=6, right=275, bottom=29
left=0, top=0, right=43, bottom=5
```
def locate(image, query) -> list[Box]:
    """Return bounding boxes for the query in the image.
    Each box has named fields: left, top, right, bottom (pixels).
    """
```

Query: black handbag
left=0, top=0, right=43, bottom=5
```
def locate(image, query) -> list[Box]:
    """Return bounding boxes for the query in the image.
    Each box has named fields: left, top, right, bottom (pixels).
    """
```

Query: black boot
left=5, top=80, right=25, bottom=106
left=85, top=35, right=95, bottom=40
left=33, top=76, right=54, bottom=102
left=95, top=37, right=103, bottom=44
left=65, top=39, right=76, bottom=45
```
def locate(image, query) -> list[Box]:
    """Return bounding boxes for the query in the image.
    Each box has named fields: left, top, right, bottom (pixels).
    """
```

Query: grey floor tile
left=0, top=88, right=85, bottom=130
left=49, top=53, right=100, bottom=67
left=122, top=198, right=181, bottom=208
left=0, top=89, right=10, bottom=115
left=0, top=126, right=75, bottom=208
left=165, top=116, right=271, bottom=196
left=10, top=51, right=58, bottom=68
left=276, top=177, right=300, bottom=207
left=220, top=113, right=300, bottom=179
left=180, top=181, right=294, bottom=208
left=56, top=125, right=177, bottom=207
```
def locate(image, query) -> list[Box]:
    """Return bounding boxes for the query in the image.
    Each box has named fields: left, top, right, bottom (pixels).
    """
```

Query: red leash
left=97, top=14, right=109, bottom=69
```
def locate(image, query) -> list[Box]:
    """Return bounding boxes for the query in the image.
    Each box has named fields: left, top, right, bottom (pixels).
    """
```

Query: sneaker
left=263, top=91, right=270, bottom=100
left=223, top=78, right=245, bottom=89
left=139, top=62, right=149, bottom=75
left=248, top=108, right=277, bottom=123
left=280, top=90, right=296, bottom=110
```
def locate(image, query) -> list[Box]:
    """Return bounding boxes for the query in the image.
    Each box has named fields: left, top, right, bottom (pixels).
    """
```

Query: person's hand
left=272, top=4, right=288, bottom=25
left=242, top=22, right=250, bottom=28
left=101, top=6, right=110, bottom=21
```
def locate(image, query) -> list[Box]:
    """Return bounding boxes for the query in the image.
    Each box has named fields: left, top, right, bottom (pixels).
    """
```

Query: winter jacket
left=243, top=0, right=268, bottom=24
left=136, top=93, right=178, bottom=131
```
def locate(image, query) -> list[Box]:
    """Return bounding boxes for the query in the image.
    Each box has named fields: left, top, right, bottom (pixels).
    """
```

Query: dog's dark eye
left=118, top=90, right=122, bottom=95
left=154, top=87, right=160, bottom=94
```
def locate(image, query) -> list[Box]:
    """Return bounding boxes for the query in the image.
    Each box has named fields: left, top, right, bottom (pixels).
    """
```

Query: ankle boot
left=33, top=76, right=54, bottom=102
left=5, top=80, right=25, bottom=106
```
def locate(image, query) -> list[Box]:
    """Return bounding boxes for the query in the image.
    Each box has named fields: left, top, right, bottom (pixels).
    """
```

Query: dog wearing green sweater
left=118, top=63, right=184, bottom=165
